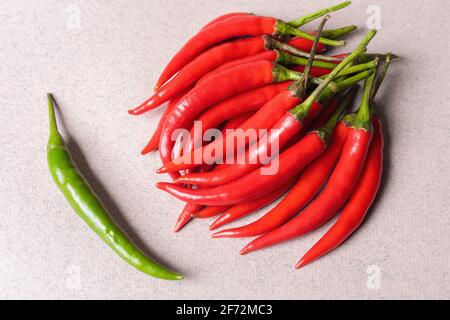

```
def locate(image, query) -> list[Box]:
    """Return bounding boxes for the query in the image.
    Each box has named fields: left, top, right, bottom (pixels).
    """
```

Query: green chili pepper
left=47, top=94, right=182, bottom=280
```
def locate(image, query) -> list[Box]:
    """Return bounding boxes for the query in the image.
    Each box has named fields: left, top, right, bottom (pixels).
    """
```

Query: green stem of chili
left=352, top=70, right=377, bottom=129
left=290, top=15, right=329, bottom=98
left=317, top=69, right=373, bottom=106
left=276, top=20, right=345, bottom=47
left=372, top=53, right=392, bottom=99
left=289, top=1, right=352, bottom=28
left=320, top=59, right=378, bottom=79
left=47, top=94, right=183, bottom=281
left=276, top=50, right=338, bottom=70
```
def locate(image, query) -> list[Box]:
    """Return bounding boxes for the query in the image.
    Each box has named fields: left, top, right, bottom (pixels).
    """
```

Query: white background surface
left=1, top=0, right=450, bottom=299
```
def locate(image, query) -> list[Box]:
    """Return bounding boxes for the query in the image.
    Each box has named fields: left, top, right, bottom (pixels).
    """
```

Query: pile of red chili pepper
left=129, top=1, right=397, bottom=269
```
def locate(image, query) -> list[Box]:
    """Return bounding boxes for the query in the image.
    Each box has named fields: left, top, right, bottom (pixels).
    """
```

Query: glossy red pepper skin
left=157, top=60, right=279, bottom=179
left=209, top=177, right=297, bottom=230
left=156, top=131, right=326, bottom=206
left=193, top=205, right=231, bottom=219
left=155, top=16, right=280, bottom=90
left=141, top=87, right=191, bottom=155
left=200, top=12, right=250, bottom=31
left=240, top=123, right=373, bottom=255
left=212, top=121, right=349, bottom=238
left=221, top=112, right=254, bottom=132
left=184, top=82, right=290, bottom=154
left=296, top=117, right=383, bottom=268
left=131, top=37, right=268, bottom=114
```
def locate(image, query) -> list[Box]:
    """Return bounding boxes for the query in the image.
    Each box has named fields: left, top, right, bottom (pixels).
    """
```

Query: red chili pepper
left=200, top=12, right=251, bottom=31
left=194, top=205, right=232, bottom=219
left=240, top=70, right=377, bottom=255
left=156, top=60, right=316, bottom=179
left=209, top=176, right=297, bottom=230
left=154, top=4, right=349, bottom=90
left=296, top=54, right=392, bottom=268
left=141, top=87, right=191, bottom=155
left=211, top=88, right=357, bottom=239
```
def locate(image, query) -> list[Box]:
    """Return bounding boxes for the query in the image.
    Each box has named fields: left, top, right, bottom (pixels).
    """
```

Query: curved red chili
left=209, top=176, right=297, bottom=230
left=296, top=54, right=392, bottom=268
left=155, top=8, right=347, bottom=90
left=194, top=205, right=232, bottom=219
left=221, top=112, right=255, bottom=132
left=200, top=12, right=251, bottom=31
left=240, top=70, right=377, bottom=255
left=173, top=202, right=202, bottom=233
left=211, top=88, right=357, bottom=239
left=141, top=87, right=191, bottom=155
left=297, top=116, right=384, bottom=268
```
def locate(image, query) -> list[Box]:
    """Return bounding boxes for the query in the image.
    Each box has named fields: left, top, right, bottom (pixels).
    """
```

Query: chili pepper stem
left=348, top=70, right=377, bottom=129
left=372, top=54, right=392, bottom=99
left=290, top=30, right=377, bottom=120
left=290, top=15, right=329, bottom=97
left=320, top=59, right=377, bottom=79
left=276, top=20, right=345, bottom=47
left=301, top=16, right=329, bottom=89
left=322, top=25, right=357, bottom=39
left=289, top=1, right=352, bottom=28
left=317, top=69, right=372, bottom=107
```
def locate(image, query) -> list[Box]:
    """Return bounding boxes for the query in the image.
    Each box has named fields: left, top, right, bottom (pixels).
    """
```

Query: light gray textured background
left=1, top=0, right=450, bottom=300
